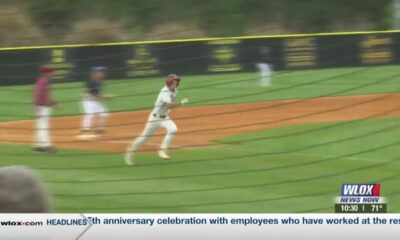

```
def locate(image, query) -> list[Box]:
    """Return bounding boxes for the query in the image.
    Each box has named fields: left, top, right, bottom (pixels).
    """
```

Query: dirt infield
left=1, top=93, right=400, bottom=153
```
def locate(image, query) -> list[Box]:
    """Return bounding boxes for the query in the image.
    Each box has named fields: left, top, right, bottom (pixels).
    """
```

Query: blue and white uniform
left=81, top=67, right=109, bottom=132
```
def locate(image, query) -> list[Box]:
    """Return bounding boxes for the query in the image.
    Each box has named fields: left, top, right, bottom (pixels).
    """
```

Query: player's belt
left=153, top=113, right=166, bottom=119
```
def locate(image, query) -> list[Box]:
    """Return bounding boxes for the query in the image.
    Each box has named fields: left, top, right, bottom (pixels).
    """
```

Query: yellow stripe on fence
left=1, top=29, right=399, bottom=51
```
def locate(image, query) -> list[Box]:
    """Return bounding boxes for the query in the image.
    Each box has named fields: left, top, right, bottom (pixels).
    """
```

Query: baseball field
left=0, top=65, right=399, bottom=212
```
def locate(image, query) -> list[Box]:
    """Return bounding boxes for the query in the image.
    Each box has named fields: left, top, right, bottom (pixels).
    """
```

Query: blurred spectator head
left=0, top=166, right=50, bottom=213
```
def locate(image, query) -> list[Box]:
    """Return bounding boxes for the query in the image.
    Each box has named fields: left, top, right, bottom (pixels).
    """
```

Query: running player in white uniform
left=125, top=74, right=188, bottom=166
left=78, top=66, right=110, bottom=139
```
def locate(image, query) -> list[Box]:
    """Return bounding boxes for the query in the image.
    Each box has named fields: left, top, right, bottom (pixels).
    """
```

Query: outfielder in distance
left=125, top=74, right=189, bottom=166
left=256, top=46, right=273, bottom=87
left=78, top=66, right=111, bottom=140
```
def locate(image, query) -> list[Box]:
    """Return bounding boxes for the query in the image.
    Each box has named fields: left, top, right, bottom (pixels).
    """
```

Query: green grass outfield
left=0, top=118, right=399, bottom=213
left=0, top=65, right=399, bottom=212
left=1, top=65, right=400, bottom=121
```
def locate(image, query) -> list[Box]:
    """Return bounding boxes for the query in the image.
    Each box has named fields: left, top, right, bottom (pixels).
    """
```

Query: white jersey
left=152, top=86, right=177, bottom=116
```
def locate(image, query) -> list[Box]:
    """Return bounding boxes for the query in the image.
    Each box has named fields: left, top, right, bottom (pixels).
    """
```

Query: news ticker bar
left=0, top=214, right=400, bottom=240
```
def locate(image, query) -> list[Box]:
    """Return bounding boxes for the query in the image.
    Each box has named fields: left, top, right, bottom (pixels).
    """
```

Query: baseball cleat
left=80, top=129, right=91, bottom=134
left=32, top=147, right=46, bottom=153
left=158, top=150, right=170, bottom=159
left=95, top=129, right=106, bottom=135
left=33, top=147, right=56, bottom=154
left=43, top=147, right=57, bottom=154
left=124, top=150, right=135, bottom=166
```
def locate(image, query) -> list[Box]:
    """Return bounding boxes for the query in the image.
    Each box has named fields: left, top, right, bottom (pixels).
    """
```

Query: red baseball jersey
left=33, top=77, right=53, bottom=106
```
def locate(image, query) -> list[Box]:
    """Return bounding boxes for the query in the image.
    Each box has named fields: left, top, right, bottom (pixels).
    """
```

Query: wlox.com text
left=0, top=221, right=43, bottom=226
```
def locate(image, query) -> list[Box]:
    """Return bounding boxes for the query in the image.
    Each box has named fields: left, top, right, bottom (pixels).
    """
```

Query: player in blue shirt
left=78, top=66, right=110, bottom=139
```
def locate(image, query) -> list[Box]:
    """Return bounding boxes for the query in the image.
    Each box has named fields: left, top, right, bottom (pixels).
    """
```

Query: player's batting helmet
left=91, top=66, right=107, bottom=72
left=166, top=74, right=180, bottom=88
left=40, top=66, right=54, bottom=74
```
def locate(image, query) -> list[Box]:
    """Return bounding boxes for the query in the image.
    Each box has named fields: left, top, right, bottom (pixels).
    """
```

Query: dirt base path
left=1, top=94, right=400, bottom=153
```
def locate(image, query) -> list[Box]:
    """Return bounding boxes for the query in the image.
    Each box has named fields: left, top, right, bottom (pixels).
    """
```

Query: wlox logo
left=336, top=184, right=384, bottom=204
left=341, top=184, right=380, bottom=196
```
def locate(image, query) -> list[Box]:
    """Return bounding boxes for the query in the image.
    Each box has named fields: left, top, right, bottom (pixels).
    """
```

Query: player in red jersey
left=32, top=66, right=59, bottom=153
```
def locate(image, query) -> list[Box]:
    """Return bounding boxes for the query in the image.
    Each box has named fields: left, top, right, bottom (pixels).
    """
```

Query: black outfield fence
left=0, top=31, right=399, bottom=85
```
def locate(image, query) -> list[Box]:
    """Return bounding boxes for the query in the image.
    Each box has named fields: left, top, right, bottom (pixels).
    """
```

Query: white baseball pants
left=35, top=106, right=51, bottom=147
left=81, top=99, right=108, bottom=131
left=257, top=63, right=272, bottom=86
left=129, top=113, right=178, bottom=151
